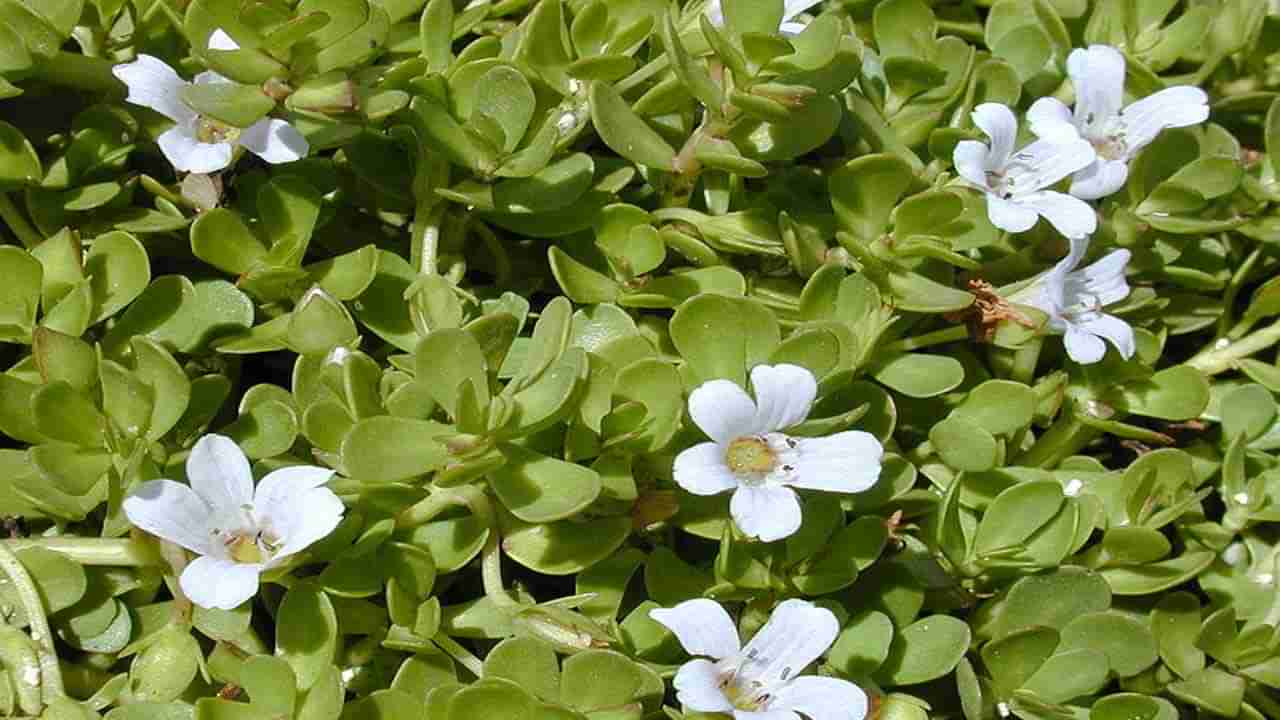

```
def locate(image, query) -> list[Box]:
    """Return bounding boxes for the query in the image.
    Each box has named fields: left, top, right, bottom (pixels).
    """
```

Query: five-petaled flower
left=650, top=598, right=867, bottom=720
left=1023, top=238, right=1135, bottom=364
left=704, top=0, right=822, bottom=35
left=954, top=103, right=1098, bottom=240
left=672, top=364, right=883, bottom=542
left=1028, top=45, right=1210, bottom=200
left=111, top=42, right=308, bottom=175
left=123, top=434, right=344, bottom=610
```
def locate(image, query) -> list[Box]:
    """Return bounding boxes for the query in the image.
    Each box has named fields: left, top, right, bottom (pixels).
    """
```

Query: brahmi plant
left=5, top=0, right=1280, bottom=719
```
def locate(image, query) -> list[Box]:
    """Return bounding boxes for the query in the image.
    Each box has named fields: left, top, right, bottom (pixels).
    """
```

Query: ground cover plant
left=1, top=0, right=1280, bottom=718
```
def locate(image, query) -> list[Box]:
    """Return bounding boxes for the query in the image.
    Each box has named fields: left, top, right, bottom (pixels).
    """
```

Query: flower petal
left=157, top=126, right=233, bottom=174
left=193, top=70, right=234, bottom=86
left=750, top=364, right=817, bottom=432
left=782, top=0, right=823, bottom=22
left=253, top=465, right=344, bottom=560
left=672, top=659, right=735, bottom=713
left=738, top=599, right=840, bottom=687
left=1017, top=190, right=1098, bottom=240
left=730, top=485, right=802, bottom=542
left=1026, top=97, right=1078, bottom=143
left=1006, top=137, right=1097, bottom=193
left=673, top=442, right=741, bottom=496
left=788, top=431, right=883, bottom=493
left=123, top=479, right=215, bottom=556
left=1069, top=158, right=1129, bottom=200
left=953, top=140, right=991, bottom=188
left=704, top=0, right=725, bottom=26
left=1067, top=249, right=1131, bottom=306
left=207, top=28, right=241, bottom=51
left=778, top=21, right=808, bottom=35
left=1068, top=45, right=1125, bottom=132
left=1121, top=85, right=1209, bottom=153
left=689, top=379, right=760, bottom=443
left=240, top=118, right=309, bottom=165
left=735, top=710, right=800, bottom=720
left=112, top=55, right=195, bottom=124
left=186, top=434, right=254, bottom=512
left=650, top=598, right=742, bottom=660
left=1063, top=324, right=1107, bottom=364
left=769, top=676, right=870, bottom=720
left=971, top=103, right=1017, bottom=167
left=985, top=195, right=1039, bottom=234
left=1075, top=313, right=1135, bottom=360
left=180, top=555, right=261, bottom=610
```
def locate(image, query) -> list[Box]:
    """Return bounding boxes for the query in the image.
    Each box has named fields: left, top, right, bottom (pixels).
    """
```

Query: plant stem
left=883, top=325, right=970, bottom=353
left=0, top=543, right=65, bottom=702
left=395, top=486, right=474, bottom=529
left=0, top=194, right=41, bottom=249
left=431, top=634, right=484, bottom=678
left=1009, top=337, right=1043, bottom=386
left=1, top=537, right=161, bottom=567
left=1017, top=407, right=1100, bottom=468
left=1219, top=247, right=1262, bottom=338
left=1185, top=320, right=1280, bottom=376
left=466, top=491, right=520, bottom=612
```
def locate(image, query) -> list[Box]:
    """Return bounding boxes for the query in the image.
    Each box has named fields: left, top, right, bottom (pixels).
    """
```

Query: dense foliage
left=1, top=1, right=1280, bottom=719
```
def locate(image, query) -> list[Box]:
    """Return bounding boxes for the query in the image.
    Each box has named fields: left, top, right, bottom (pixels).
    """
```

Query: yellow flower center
left=197, top=117, right=241, bottom=144
left=725, top=437, right=777, bottom=475
left=225, top=534, right=264, bottom=563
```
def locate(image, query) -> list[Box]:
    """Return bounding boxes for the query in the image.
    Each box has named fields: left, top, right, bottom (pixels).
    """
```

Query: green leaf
left=276, top=583, right=338, bottom=691
left=489, top=443, right=602, bottom=523
left=870, top=353, right=964, bottom=398
left=180, top=82, right=275, bottom=129
left=877, top=614, right=971, bottom=685
left=589, top=81, right=676, bottom=171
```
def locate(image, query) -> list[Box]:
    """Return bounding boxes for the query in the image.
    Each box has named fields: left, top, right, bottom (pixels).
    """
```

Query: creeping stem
left=0, top=542, right=65, bottom=702
left=1185, top=320, right=1280, bottom=376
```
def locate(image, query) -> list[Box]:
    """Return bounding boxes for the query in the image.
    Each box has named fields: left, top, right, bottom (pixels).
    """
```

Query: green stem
left=1, top=538, right=161, bottom=567
left=1009, top=337, right=1043, bottom=386
left=1185, top=320, right=1280, bottom=376
left=431, top=634, right=484, bottom=678
left=0, top=194, right=41, bottom=249
left=883, top=325, right=970, bottom=353
left=1017, top=407, right=1100, bottom=468
left=1219, top=247, right=1262, bottom=338
left=412, top=200, right=445, bottom=276
left=28, top=52, right=122, bottom=95
left=0, top=543, right=64, bottom=702
left=467, top=492, right=520, bottom=612
left=394, top=486, right=475, bottom=529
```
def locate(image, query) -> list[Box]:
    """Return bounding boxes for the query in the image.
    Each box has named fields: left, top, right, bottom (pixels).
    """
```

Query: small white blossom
left=650, top=598, right=867, bottom=720
left=1024, top=238, right=1135, bottom=364
left=111, top=54, right=308, bottom=174
left=704, top=0, right=822, bottom=35
left=123, top=434, right=344, bottom=610
left=673, top=364, right=882, bottom=542
left=954, top=103, right=1098, bottom=239
left=1027, top=45, right=1209, bottom=200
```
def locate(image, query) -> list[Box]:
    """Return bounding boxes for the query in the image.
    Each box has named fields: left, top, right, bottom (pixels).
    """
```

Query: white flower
left=673, top=364, right=882, bottom=542
left=953, top=103, right=1098, bottom=239
left=704, top=0, right=822, bottom=35
left=650, top=598, right=867, bottom=720
left=111, top=55, right=308, bottom=174
left=1027, top=45, right=1210, bottom=200
left=1024, top=238, right=1135, bottom=364
left=123, top=434, right=344, bottom=610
